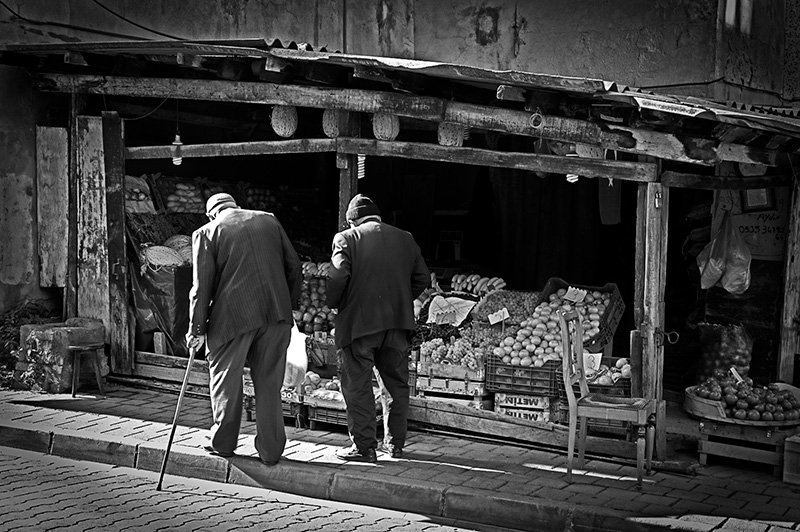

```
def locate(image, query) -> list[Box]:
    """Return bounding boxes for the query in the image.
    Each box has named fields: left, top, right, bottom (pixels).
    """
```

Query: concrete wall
left=0, top=0, right=787, bottom=97
left=0, top=66, right=50, bottom=314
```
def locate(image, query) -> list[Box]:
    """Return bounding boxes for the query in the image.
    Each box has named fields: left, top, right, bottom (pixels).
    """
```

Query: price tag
left=563, top=286, right=587, bottom=303
left=729, top=367, right=745, bottom=384
left=488, top=307, right=510, bottom=325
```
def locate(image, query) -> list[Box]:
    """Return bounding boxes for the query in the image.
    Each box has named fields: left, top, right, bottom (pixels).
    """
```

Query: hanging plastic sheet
left=130, top=263, right=192, bottom=357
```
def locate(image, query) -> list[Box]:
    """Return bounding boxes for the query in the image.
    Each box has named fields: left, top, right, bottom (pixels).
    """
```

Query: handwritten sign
left=714, top=187, right=789, bottom=261
left=563, top=286, right=587, bottom=303
left=488, top=308, right=510, bottom=325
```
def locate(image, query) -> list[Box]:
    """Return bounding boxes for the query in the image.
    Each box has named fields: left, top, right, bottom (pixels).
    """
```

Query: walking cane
left=156, top=345, right=197, bottom=491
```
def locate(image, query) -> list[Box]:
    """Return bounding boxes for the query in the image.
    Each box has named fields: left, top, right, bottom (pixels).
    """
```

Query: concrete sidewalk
left=0, top=384, right=799, bottom=532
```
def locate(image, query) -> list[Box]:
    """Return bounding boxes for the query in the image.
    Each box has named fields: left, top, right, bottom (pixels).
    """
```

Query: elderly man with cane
left=185, top=192, right=302, bottom=465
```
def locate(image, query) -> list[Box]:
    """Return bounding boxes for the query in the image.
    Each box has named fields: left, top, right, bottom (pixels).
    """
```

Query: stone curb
left=0, top=419, right=737, bottom=532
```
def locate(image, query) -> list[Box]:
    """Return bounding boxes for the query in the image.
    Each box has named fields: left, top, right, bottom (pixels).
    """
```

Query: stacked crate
left=486, top=358, right=561, bottom=422
left=415, top=350, right=492, bottom=410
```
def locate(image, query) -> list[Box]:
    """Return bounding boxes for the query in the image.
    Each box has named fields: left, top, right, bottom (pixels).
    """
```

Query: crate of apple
left=689, top=374, right=800, bottom=425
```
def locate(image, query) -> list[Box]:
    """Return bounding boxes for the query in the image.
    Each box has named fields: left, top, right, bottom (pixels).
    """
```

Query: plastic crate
left=244, top=396, right=307, bottom=428
left=307, top=404, right=348, bottom=428
left=537, top=277, right=625, bottom=353
left=485, top=356, right=560, bottom=396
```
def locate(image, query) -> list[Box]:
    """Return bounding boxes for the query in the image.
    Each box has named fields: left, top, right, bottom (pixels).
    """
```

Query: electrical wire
left=90, top=0, right=185, bottom=41
left=122, top=96, right=173, bottom=121
left=0, top=0, right=148, bottom=41
left=640, top=76, right=800, bottom=106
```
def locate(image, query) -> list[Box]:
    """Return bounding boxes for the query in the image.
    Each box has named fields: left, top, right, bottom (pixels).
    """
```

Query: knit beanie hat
left=205, top=193, right=237, bottom=216
left=346, top=194, right=381, bottom=222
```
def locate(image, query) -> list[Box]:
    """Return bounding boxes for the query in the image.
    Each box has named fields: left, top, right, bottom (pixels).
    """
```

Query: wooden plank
left=699, top=440, right=782, bottom=466
left=132, top=364, right=209, bottom=387
left=75, top=116, right=110, bottom=340
left=35, top=127, right=69, bottom=288
left=36, top=74, right=782, bottom=168
left=36, top=74, right=446, bottom=120
left=102, top=111, right=131, bottom=375
left=641, top=178, right=669, bottom=460
left=337, top=138, right=658, bottom=183
left=135, top=350, right=209, bottom=371
left=661, top=171, right=791, bottom=190
left=632, top=185, right=647, bottom=398
left=779, top=176, right=800, bottom=382
left=126, top=138, right=337, bottom=160
left=408, top=396, right=638, bottom=459
left=65, top=94, right=86, bottom=319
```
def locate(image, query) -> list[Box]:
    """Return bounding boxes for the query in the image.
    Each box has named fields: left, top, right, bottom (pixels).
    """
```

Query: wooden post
left=336, top=111, right=361, bottom=226
left=632, top=185, right=646, bottom=398
left=102, top=111, right=131, bottom=375
left=779, top=176, right=800, bottom=383
left=641, top=180, right=669, bottom=459
left=65, top=94, right=86, bottom=319
left=75, top=116, right=111, bottom=341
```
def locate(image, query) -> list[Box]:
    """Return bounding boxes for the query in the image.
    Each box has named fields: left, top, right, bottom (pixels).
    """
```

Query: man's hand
left=185, top=333, right=205, bottom=350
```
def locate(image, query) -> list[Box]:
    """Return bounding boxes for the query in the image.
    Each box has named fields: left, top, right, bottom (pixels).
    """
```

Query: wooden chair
left=557, top=309, right=656, bottom=487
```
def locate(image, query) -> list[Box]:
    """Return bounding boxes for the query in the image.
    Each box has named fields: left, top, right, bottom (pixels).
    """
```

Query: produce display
left=450, top=274, right=506, bottom=296
left=293, top=262, right=336, bottom=335
left=417, top=324, right=511, bottom=371
left=245, top=185, right=282, bottom=211
left=689, top=372, right=800, bottom=423
left=302, top=370, right=341, bottom=396
left=540, top=288, right=612, bottom=344
left=584, top=357, right=632, bottom=385
left=697, top=323, right=752, bottom=382
left=124, top=175, right=157, bottom=214
left=164, top=181, right=205, bottom=213
left=472, top=290, right=540, bottom=324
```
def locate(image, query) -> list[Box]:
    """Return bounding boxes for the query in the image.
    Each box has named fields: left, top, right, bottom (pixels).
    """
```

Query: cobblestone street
left=0, top=446, right=503, bottom=532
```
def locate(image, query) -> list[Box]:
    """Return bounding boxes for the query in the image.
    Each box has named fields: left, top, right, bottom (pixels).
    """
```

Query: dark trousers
left=340, top=329, right=410, bottom=452
left=207, top=322, right=290, bottom=463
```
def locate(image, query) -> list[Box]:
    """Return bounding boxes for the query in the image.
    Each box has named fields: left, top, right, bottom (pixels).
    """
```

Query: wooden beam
left=36, top=73, right=446, bottom=121
left=661, top=171, right=791, bottom=189
left=496, top=84, right=526, bottom=102
left=640, top=179, right=669, bottom=460
left=106, top=101, right=245, bottom=130
left=102, top=111, right=131, bottom=375
left=779, top=177, right=800, bottom=382
left=75, top=116, right=111, bottom=341
left=35, top=74, right=783, bottom=168
left=337, top=138, right=658, bottom=182
left=125, top=138, right=337, bottom=160
left=65, top=94, right=86, bottom=320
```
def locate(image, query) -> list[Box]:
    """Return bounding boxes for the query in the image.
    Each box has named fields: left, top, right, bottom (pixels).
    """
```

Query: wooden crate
left=415, top=389, right=493, bottom=410
left=416, top=353, right=485, bottom=381
left=698, top=420, right=800, bottom=476
left=785, top=434, right=800, bottom=485
left=416, top=375, right=487, bottom=396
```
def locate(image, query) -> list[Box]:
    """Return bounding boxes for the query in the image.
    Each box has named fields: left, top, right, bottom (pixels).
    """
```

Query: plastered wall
left=0, top=66, right=48, bottom=314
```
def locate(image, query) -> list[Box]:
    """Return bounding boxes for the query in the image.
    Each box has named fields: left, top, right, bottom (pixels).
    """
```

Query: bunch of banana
left=449, top=274, right=507, bottom=296
left=301, top=261, right=333, bottom=278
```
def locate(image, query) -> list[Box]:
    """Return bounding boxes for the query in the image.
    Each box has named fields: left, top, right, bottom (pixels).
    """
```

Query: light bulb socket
left=172, top=133, right=183, bottom=165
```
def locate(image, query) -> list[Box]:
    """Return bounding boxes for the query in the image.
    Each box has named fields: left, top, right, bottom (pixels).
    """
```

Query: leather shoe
left=201, top=444, right=234, bottom=458
left=379, top=442, right=403, bottom=459
left=335, top=445, right=377, bottom=463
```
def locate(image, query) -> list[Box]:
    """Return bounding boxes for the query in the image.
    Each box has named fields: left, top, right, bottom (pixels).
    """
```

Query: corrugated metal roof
left=2, top=38, right=799, bottom=139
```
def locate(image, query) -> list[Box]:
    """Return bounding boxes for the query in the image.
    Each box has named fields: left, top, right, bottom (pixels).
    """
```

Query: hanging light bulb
left=171, top=133, right=183, bottom=166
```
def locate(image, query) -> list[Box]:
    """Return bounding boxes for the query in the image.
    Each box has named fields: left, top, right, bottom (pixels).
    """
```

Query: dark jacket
left=188, top=208, right=302, bottom=349
left=327, top=219, right=430, bottom=348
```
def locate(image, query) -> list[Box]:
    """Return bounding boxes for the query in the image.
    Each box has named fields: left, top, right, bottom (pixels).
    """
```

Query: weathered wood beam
left=106, top=101, right=245, bottom=130
left=36, top=73, right=445, bottom=120
left=779, top=177, right=800, bottom=382
left=661, top=171, right=792, bottom=189
left=125, top=138, right=336, bottom=160
left=35, top=73, right=781, bottom=167
left=337, top=138, right=658, bottom=182
left=496, top=84, right=526, bottom=102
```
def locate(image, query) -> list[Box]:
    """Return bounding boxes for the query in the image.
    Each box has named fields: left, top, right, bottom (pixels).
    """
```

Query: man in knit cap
left=187, top=192, right=302, bottom=465
left=328, top=194, right=430, bottom=462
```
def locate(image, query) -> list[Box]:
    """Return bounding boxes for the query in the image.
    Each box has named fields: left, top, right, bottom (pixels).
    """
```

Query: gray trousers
left=340, top=329, right=410, bottom=452
left=207, top=322, right=290, bottom=463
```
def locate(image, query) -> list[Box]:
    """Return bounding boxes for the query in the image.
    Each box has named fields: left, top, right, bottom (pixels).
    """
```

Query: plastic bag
left=696, top=322, right=753, bottom=383
left=721, top=218, right=752, bottom=295
left=283, top=325, right=309, bottom=388
left=697, top=211, right=730, bottom=290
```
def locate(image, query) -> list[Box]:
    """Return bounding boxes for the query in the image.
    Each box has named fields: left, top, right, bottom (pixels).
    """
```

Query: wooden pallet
left=698, top=420, right=800, bottom=476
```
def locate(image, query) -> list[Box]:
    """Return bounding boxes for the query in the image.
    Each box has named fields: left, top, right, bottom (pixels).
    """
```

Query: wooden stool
left=69, top=343, right=105, bottom=397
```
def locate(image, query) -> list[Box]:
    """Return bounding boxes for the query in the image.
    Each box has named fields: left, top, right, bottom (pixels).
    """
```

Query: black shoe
left=201, top=444, right=234, bottom=458
left=379, top=443, right=403, bottom=459
left=335, top=445, right=377, bottom=463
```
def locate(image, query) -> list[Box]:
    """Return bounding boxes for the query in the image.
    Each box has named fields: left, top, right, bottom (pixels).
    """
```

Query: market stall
left=10, top=38, right=800, bottom=467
